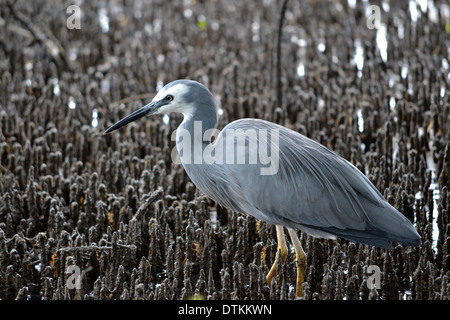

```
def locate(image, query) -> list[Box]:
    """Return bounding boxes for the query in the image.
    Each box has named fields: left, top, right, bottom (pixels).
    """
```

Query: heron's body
left=105, top=79, right=421, bottom=297
left=183, top=117, right=419, bottom=249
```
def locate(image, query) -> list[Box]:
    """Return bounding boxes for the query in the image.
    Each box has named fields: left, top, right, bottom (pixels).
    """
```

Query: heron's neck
left=176, top=104, right=218, bottom=164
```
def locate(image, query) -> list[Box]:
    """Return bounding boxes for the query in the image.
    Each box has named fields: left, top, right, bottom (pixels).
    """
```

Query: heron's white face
left=152, top=82, right=194, bottom=118
left=105, top=80, right=215, bottom=134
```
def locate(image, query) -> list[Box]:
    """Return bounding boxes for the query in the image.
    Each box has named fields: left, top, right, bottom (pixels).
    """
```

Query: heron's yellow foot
left=287, top=228, right=306, bottom=298
left=294, top=247, right=307, bottom=298
left=266, top=225, right=288, bottom=285
left=266, top=243, right=288, bottom=285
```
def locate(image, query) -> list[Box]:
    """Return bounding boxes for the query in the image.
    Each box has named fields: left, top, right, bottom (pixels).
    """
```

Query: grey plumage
left=105, top=80, right=421, bottom=250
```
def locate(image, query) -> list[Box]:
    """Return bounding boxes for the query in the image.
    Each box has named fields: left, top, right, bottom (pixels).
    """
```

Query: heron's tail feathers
left=314, top=225, right=420, bottom=249
left=298, top=198, right=421, bottom=249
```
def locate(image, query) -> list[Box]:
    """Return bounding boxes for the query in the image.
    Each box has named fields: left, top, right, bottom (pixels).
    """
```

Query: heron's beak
left=104, top=100, right=159, bottom=134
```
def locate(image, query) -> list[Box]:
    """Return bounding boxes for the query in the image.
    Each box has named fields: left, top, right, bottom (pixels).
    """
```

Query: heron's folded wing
left=222, top=119, right=387, bottom=231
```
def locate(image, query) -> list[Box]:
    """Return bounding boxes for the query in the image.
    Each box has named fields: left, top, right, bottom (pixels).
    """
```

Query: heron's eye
left=166, top=95, right=174, bottom=102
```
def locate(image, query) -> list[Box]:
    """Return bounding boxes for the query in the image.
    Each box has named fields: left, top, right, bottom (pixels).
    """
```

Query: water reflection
left=317, top=41, right=326, bottom=53
left=98, top=8, right=110, bottom=33
left=91, top=108, right=98, bottom=128
left=401, top=62, right=409, bottom=79
left=376, top=24, right=388, bottom=63
left=52, top=78, right=60, bottom=96
left=409, top=1, right=418, bottom=23
left=353, top=39, right=364, bottom=78
left=357, top=109, right=364, bottom=133
left=347, top=0, right=356, bottom=9
left=389, top=97, right=396, bottom=112
left=296, top=62, right=305, bottom=77
left=68, top=96, right=76, bottom=110
left=430, top=175, right=440, bottom=251
left=291, top=35, right=307, bottom=78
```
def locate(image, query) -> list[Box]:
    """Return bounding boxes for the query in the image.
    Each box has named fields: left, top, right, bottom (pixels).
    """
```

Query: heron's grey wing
left=220, top=119, right=419, bottom=248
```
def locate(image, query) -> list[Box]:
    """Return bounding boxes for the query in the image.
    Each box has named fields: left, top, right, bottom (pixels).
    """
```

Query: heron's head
left=104, top=80, right=216, bottom=134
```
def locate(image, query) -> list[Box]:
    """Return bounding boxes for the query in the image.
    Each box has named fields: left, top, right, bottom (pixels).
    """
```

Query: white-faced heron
left=105, top=79, right=421, bottom=298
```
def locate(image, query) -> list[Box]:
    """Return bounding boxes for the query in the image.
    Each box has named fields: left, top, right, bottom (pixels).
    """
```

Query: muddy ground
left=0, top=0, right=449, bottom=300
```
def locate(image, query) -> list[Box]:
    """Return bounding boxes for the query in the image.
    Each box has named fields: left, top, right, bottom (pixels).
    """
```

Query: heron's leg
left=266, top=225, right=288, bottom=285
left=287, top=228, right=306, bottom=298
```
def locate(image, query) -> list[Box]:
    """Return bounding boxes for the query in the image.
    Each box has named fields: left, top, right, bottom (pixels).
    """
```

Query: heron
left=104, top=79, right=421, bottom=298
